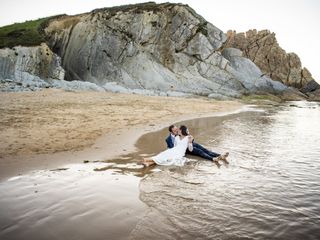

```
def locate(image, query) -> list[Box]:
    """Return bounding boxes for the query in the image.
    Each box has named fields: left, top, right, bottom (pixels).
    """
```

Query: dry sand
left=0, top=89, right=243, bottom=179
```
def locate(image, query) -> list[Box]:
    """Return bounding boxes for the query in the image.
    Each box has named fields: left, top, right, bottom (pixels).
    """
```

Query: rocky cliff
left=0, top=43, right=67, bottom=91
left=42, top=2, right=300, bottom=98
left=224, top=29, right=315, bottom=89
left=0, top=43, right=64, bottom=82
left=0, top=2, right=313, bottom=100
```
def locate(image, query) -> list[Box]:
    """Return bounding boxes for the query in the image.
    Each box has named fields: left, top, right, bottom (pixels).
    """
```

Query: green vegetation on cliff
left=0, top=15, right=64, bottom=48
left=91, top=1, right=176, bottom=15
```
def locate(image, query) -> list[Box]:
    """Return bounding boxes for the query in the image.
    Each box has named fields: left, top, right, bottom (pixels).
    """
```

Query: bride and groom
left=142, top=125, right=229, bottom=167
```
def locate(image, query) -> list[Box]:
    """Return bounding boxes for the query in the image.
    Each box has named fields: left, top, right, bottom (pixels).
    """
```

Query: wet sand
left=1, top=100, right=319, bottom=240
left=0, top=163, right=147, bottom=240
left=0, top=89, right=243, bottom=180
left=0, top=104, right=249, bottom=240
left=0, top=90, right=245, bottom=240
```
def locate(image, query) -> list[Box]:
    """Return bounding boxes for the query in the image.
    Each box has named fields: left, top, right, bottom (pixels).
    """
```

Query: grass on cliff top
left=0, top=15, right=64, bottom=48
left=92, top=1, right=181, bottom=15
left=0, top=18, right=47, bottom=48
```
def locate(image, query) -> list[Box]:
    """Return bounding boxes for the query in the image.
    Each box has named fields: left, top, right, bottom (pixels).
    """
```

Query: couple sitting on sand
left=142, top=125, right=229, bottom=167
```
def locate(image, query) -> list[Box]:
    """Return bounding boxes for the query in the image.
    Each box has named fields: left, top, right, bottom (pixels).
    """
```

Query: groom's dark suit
left=165, top=134, right=220, bottom=161
left=165, top=134, right=175, bottom=149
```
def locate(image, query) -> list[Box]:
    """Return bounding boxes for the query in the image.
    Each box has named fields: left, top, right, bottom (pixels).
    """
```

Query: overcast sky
left=1, top=0, right=319, bottom=82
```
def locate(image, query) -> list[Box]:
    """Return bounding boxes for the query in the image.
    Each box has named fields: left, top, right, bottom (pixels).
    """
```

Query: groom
left=166, top=125, right=223, bottom=161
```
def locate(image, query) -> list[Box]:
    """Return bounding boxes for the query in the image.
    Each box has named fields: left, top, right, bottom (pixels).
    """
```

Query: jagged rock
left=222, top=48, right=287, bottom=94
left=0, top=77, right=105, bottom=92
left=299, top=80, right=320, bottom=101
left=224, top=29, right=315, bottom=89
left=0, top=43, right=65, bottom=82
left=300, top=80, right=320, bottom=93
left=0, top=42, right=107, bottom=93
left=0, top=78, right=50, bottom=92
left=1, top=2, right=310, bottom=100
left=42, top=2, right=291, bottom=98
left=221, top=47, right=242, bottom=59
left=279, top=87, right=308, bottom=101
left=50, top=79, right=105, bottom=92
left=306, top=89, right=320, bottom=102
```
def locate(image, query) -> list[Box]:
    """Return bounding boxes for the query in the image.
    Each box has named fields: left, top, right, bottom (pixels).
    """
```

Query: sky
left=1, top=0, right=319, bottom=82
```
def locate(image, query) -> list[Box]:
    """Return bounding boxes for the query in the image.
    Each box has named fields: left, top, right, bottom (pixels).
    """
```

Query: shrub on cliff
left=0, top=15, right=65, bottom=48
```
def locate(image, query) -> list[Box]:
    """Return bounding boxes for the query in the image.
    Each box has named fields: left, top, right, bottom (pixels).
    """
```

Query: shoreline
left=0, top=89, right=245, bottom=181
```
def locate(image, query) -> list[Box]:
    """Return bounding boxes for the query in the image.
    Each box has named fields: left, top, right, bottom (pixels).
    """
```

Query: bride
left=142, top=125, right=193, bottom=167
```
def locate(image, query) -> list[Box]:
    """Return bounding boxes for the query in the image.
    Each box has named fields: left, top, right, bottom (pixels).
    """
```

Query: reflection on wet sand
left=97, top=112, right=236, bottom=177
left=0, top=162, right=146, bottom=240
left=131, top=101, right=320, bottom=240
left=0, top=109, right=239, bottom=240
left=1, top=102, right=320, bottom=240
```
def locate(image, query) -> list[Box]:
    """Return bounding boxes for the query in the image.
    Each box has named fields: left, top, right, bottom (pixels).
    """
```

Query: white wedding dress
left=151, top=135, right=189, bottom=166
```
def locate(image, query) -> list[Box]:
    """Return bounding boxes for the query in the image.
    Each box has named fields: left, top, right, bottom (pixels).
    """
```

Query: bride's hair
left=180, top=125, right=189, bottom=136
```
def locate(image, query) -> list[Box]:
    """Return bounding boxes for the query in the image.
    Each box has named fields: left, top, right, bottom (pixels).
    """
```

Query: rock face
left=224, top=29, right=314, bottom=89
left=307, top=89, right=320, bottom=101
left=0, top=78, right=106, bottom=92
left=0, top=43, right=65, bottom=82
left=0, top=2, right=312, bottom=100
left=43, top=2, right=292, bottom=98
left=0, top=42, right=111, bottom=92
left=300, top=80, right=320, bottom=101
left=300, top=80, right=320, bottom=93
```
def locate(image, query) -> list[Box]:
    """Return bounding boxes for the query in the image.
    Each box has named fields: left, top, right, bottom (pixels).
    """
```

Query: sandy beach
left=0, top=89, right=243, bottom=179
left=1, top=91, right=319, bottom=240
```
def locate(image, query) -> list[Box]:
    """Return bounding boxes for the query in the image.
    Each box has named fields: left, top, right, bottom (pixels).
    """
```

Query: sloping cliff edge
left=0, top=2, right=319, bottom=101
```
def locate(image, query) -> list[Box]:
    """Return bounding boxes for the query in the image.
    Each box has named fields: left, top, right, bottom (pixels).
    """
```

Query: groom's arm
left=165, top=136, right=174, bottom=148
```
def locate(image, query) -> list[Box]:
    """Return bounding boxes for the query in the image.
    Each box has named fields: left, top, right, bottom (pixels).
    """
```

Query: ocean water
left=132, top=101, right=320, bottom=239
left=0, top=101, right=319, bottom=240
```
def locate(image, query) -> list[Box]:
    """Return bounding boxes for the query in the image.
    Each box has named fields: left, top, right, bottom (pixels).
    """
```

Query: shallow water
left=0, top=162, right=147, bottom=240
left=132, top=101, right=320, bottom=239
left=0, top=101, right=319, bottom=240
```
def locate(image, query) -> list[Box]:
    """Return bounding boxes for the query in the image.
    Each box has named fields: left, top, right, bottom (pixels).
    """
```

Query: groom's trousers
left=186, top=142, right=220, bottom=161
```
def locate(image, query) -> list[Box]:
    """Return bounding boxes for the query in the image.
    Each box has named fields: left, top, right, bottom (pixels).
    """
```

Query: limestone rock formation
left=300, top=80, right=320, bottom=101
left=0, top=2, right=310, bottom=100
left=0, top=77, right=108, bottom=92
left=0, top=43, right=106, bottom=92
left=300, top=80, right=320, bottom=93
left=0, top=43, right=65, bottom=82
left=307, top=89, right=320, bottom=101
left=42, top=2, right=292, bottom=98
left=224, top=29, right=314, bottom=89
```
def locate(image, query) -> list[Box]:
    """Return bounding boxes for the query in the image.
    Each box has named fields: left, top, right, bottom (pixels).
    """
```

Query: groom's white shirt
left=171, top=134, right=175, bottom=145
